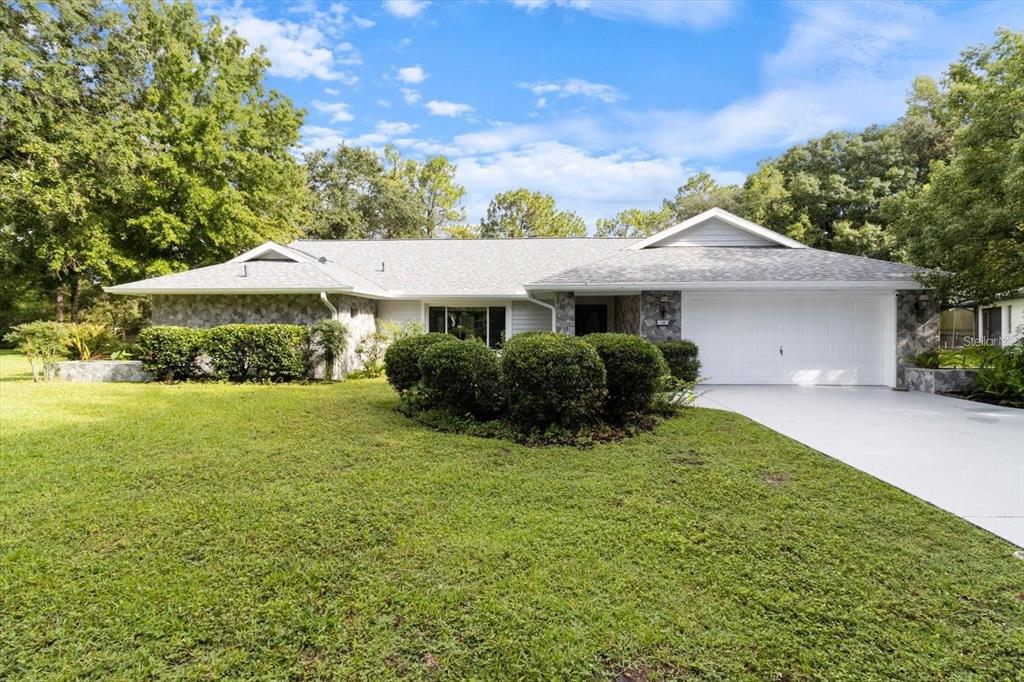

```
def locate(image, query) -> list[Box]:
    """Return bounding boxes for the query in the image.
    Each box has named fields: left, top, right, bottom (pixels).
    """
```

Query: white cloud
left=301, top=125, right=348, bottom=152
left=455, top=141, right=690, bottom=225
left=376, top=99, right=392, bottom=108
left=312, top=100, right=355, bottom=123
left=510, top=0, right=736, bottom=29
left=218, top=6, right=360, bottom=82
left=383, top=0, right=430, bottom=19
left=519, top=78, right=625, bottom=104
left=352, top=15, right=376, bottom=28
left=323, top=87, right=340, bottom=96
left=392, top=137, right=461, bottom=155
left=376, top=120, right=418, bottom=136
left=425, top=100, right=475, bottom=117
left=535, top=97, right=547, bottom=108
left=397, top=65, right=427, bottom=83
left=401, top=88, right=422, bottom=104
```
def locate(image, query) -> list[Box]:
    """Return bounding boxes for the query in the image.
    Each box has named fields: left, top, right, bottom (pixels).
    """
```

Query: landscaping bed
left=2, top=352, right=1022, bottom=679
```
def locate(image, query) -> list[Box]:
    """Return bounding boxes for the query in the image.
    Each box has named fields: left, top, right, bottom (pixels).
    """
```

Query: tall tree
left=479, top=189, right=586, bottom=238
left=595, top=208, right=671, bottom=237
left=0, top=0, right=309, bottom=320
left=893, top=30, right=1024, bottom=301
left=305, top=145, right=465, bottom=240
left=662, top=173, right=743, bottom=223
left=383, top=148, right=466, bottom=237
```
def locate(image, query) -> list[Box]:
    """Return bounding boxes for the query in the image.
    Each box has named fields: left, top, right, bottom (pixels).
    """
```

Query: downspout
left=319, top=292, right=339, bottom=379
left=319, top=291, right=338, bottom=320
left=526, top=293, right=557, bottom=332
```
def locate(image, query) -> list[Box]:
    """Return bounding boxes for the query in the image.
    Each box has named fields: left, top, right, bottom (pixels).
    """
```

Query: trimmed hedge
left=418, top=339, right=504, bottom=417
left=501, top=332, right=606, bottom=428
left=384, top=332, right=453, bottom=393
left=656, top=340, right=701, bottom=382
left=135, top=326, right=207, bottom=381
left=583, top=333, right=668, bottom=420
left=205, top=324, right=306, bottom=382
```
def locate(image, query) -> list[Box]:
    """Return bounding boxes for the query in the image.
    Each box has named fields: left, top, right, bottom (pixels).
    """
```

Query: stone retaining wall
left=60, top=361, right=151, bottom=383
left=903, top=367, right=978, bottom=395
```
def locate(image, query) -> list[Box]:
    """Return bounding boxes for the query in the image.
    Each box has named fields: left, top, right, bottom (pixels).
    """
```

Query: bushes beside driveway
left=388, top=331, right=696, bottom=445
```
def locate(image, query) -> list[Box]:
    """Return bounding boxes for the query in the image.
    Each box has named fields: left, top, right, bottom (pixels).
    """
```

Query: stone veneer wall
left=613, top=295, right=641, bottom=335
left=639, top=291, right=681, bottom=342
left=554, top=292, right=575, bottom=335
left=60, top=360, right=151, bottom=382
left=150, top=293, right=377, bottom=378
left=895, top=289, right=940, bottom=389
left=903, top=367, right=978, bottom=395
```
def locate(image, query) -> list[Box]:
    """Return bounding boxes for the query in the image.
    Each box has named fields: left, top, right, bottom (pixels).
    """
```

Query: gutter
left=526, top=293, right=557, bottom=332
left=525, top=280, right=927, bottom=292
left=319, top=291, right=338, bottom=320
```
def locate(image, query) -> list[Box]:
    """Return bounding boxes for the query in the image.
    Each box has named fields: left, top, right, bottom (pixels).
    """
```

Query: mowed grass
left=1, top=353, right=1021, bottom=680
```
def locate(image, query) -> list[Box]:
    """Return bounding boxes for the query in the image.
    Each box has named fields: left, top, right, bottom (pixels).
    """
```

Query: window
left=428, top=306, right=506, bottom=348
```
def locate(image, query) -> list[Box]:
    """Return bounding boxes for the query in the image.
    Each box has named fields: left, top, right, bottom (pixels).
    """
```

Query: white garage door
left=684, top=295, right=889, bottom=385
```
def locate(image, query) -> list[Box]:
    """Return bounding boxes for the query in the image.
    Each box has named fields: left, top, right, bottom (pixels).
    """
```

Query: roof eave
left=525, top=280, right=927, bottom=291
left=103, top=286, right=360, bottom=296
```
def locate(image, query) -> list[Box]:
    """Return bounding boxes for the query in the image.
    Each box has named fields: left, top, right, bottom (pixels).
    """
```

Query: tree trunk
left=70, top=274, right=81, bottom=323
left=55, top=288, right=65, bottom=322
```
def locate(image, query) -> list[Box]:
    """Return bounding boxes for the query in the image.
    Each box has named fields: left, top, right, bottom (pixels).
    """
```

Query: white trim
left=105, top=286, right=356, bottom=295
left=628, top=207, right=806, bottom=250
left=526, top=280, right=921, bottom=292
left=229, top=241, right=314, bottom=264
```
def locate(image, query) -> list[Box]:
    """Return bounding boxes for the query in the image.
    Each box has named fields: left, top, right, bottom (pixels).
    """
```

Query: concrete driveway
left=696, top=386, right=1024, bottom=547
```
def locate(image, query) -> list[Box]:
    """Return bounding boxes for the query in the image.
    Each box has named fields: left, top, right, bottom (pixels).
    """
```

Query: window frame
left=421, top=300, right=512, bottom=349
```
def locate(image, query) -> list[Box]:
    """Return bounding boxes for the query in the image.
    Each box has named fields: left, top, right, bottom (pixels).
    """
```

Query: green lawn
left=1, top=353, right=1022, bottom=679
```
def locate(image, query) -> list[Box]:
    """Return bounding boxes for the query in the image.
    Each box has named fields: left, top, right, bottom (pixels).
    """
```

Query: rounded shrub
left=135, top=326, right=207, bottom=381
left=384, top=332, right=452, bottom=393
left=500, top=332, right=606, bottom=429
left=656, top=340, right=701, bottom=382
left=418, top=339, right=504, bottom=417
left=583, top=333, right=668, bottom=420
left=204, top=324, right=306, bottom=382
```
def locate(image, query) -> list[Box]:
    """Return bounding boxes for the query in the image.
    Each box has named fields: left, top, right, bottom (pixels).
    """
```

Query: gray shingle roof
left=527, top=247, right=927, bottom=287
left=106, top=237, right=928, bottom=298
left=290, top=238, right=636, bottom=297
left=105, top=259, right=387, bottom=296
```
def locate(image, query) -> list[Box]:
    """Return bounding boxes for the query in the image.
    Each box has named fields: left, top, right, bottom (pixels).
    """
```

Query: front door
left=575, top=304, right=608, bottom=336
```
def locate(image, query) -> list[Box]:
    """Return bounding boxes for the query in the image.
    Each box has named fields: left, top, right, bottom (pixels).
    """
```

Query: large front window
left=428, top=306, right=506, bottom=348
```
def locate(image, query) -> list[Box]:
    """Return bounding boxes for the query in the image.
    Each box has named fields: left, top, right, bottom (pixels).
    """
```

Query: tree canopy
left=478, top=189, right=586, bottom=238
left=303, top=145, right=466, bottom=240
left=0, top=0, right=308, bottom=320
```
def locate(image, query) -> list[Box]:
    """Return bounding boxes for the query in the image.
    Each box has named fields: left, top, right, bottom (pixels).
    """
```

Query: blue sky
left=203, top=0, right=1023, bottom=227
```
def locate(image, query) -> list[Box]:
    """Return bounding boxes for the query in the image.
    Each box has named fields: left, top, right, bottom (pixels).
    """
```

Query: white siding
left=657, top=217, right=775, bottom=247
left=511, top=300, right=552, bottom=335
left=377, top=299, right=422, bottom=326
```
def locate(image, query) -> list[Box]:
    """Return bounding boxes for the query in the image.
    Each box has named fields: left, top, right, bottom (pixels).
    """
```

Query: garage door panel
left=685, top=295, right=886, bottom=386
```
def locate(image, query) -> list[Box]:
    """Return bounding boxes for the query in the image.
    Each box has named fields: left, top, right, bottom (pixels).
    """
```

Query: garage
left=683, top=293, right=894, bottom=386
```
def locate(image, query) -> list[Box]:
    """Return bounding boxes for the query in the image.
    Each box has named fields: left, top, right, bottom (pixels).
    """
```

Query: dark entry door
left=982, top=307, right=1002, bottom=345
left=576, top=304, right=608, bottom=336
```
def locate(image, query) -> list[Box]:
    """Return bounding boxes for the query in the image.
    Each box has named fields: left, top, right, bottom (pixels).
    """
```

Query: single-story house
left=106, top=208, right=939, bottom=387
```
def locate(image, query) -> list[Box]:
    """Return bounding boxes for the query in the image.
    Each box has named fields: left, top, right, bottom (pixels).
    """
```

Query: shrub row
left=387, top=331, right=691, bottom=431
left=656, top=340, right=701, bottom=382
left=135, top=322, right=347, bottom=382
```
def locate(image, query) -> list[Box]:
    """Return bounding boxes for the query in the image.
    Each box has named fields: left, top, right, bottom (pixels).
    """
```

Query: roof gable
left=629, top=208, right=806, bottom=250
left=230, top=241, right=315, bottom=263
